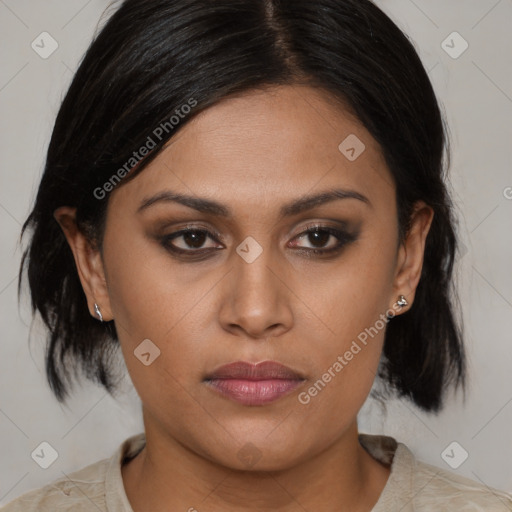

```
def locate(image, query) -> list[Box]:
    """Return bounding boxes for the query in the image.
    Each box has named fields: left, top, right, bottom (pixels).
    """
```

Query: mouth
left=203, top=360, right=306, bottom=406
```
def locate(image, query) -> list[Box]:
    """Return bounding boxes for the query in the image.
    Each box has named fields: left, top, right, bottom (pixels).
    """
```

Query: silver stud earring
left=396, top=295, right=408, bottom=308
left=94, top=303, right=103, bottom=322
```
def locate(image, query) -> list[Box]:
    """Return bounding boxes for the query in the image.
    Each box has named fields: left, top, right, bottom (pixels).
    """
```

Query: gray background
left=1, top=0, right=511, bottom=505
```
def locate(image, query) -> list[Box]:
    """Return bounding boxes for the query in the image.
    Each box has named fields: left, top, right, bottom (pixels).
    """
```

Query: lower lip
left=204, top=378, right=304, bottom=405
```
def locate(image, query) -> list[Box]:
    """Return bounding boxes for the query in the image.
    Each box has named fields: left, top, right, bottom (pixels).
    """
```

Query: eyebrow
left=137, top=187, right=371, bottom=218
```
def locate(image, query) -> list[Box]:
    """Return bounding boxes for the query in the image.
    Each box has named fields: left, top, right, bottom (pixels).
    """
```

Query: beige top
left=2, top=432, right=511, bottom=511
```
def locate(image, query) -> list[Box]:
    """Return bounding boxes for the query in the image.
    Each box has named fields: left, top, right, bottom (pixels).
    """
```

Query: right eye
left=160, top=227, right=223, bottom=255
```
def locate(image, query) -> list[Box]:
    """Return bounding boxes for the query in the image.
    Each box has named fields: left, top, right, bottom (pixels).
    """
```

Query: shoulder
left=1, top=432, right=145, bottom=512
left=359, top=433, right=512, bottom=511
left=0, top=457, right=111, bottom=511
left=412, top=458, right=512, bottom=511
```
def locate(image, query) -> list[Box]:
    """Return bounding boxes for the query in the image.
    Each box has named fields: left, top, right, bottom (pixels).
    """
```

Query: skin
left=55, top=84, right=433, bottom=512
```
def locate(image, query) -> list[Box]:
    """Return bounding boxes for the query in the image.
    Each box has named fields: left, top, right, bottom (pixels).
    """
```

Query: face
left=58, top=84, right=432, bottom=471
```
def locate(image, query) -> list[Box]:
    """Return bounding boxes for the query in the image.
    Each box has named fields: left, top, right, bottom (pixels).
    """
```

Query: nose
left=218, top=245, right=294, bottom=339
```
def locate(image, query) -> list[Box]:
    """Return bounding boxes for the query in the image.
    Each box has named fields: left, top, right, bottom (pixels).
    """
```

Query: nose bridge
left=220, top=236, right=293, bottom=337
left=236, top=247, right=276, bottom=302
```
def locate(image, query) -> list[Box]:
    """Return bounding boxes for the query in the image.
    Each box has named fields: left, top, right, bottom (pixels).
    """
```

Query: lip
left=205, top=360, right=305, bottom=380
left=204, top=361, right=306, bottom=406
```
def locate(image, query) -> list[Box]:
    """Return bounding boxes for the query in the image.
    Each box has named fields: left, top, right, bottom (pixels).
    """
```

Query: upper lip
left=204, top=361, right=305, bottom=381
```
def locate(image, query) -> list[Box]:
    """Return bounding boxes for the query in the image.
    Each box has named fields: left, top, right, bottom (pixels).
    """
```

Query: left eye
left=289, top=227, right=349, bottom=251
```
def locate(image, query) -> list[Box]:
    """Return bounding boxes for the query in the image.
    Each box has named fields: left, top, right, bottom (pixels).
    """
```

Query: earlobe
left=391, top=201, right=434, bottom=312
left=53, top=207, right=113, bottom=322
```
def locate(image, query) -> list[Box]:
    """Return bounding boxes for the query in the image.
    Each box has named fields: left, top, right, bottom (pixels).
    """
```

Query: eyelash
left=160, top=224, right=357, bottom=259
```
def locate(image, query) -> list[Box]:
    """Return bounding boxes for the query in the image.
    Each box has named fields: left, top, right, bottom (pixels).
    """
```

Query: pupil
left=309, top=230, right=329, bottom=247
left=184, top=231, right=206, bottom=248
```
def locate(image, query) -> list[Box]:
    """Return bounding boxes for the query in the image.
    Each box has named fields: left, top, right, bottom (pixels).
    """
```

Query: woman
left=4, top=0, right=511, bottom=510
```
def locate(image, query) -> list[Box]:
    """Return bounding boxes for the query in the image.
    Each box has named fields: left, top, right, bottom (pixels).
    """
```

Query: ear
left=391, top=200, right=434, bottom=313
left=53, top=207, right=113, bottom=322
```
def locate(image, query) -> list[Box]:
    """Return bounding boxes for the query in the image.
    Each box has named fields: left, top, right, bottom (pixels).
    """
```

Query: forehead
left=110, top=85, right=394, bottom=214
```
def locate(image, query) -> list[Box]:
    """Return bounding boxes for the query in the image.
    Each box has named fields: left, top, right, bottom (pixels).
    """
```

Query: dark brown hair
left=20, top=0, right=465, bottom=411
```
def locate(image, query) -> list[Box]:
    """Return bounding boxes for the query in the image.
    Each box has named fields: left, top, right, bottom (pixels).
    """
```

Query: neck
left=122, top=418, right=390, bottom=512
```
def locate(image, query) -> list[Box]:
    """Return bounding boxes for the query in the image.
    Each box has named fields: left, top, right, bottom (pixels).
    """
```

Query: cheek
left=294, top=230, right=397, bottom=408
left=101, top=225, right=228, bottom=403
left=103, top=222, right=211, bottom=337
left=309, top=229, right=397, bottom=344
